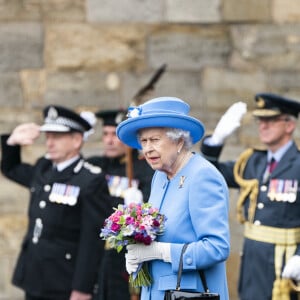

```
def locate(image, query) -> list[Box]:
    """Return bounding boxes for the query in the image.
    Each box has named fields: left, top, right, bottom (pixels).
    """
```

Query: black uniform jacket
left=201, top=137, right=300, bottom=300
left=1, top=135, right=111, bottom=298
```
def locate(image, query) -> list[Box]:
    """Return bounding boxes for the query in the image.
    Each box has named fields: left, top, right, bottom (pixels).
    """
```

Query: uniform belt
left=244, top=222, right=300, bottom=299
left=244, top=222, right=300, bottom=245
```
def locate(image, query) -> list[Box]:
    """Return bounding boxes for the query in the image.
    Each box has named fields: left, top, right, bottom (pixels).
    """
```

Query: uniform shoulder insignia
left=73, top=159, right=84, bottom=173
left=83, top=162, right=102, bottom=174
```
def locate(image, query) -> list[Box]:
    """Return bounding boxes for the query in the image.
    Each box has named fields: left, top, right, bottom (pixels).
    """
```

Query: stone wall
left=1, top=1, right=300, bottom=299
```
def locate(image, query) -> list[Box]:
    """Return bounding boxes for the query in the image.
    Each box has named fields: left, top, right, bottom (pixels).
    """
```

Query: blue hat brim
left=116, top=114, right=205, bottom=149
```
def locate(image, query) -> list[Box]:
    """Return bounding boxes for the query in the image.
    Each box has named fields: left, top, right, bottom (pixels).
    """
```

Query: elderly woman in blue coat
left=116, top=97, right=230, bottom=300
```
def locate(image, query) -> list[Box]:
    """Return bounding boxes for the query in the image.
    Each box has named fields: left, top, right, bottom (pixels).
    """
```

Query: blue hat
left=253, top=93, right=300, bottom=118
left=40, top=105, right=92, bottom=133
left=116, top=97, right=205, bottom=149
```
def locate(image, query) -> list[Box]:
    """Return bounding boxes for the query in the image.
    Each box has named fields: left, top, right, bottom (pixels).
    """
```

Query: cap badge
left=257, top=97, right=265, bottom=108
left=47, top=107, right=58, bottom=120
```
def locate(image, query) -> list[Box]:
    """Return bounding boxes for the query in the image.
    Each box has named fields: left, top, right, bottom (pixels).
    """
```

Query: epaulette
left=74, top=159, right=84, bottom=173
left=83, top=161, right=102, bottom=174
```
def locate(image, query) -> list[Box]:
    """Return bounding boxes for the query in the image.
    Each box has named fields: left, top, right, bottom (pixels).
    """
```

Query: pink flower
left=111, top=215, right=120, bottom=223
left=126, top=216, right=135, bottom=225
left=111, top=223, right=121, bottom=232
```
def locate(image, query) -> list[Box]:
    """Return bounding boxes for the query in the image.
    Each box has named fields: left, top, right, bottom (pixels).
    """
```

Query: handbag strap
left=176, top=243, right=210, bottom=292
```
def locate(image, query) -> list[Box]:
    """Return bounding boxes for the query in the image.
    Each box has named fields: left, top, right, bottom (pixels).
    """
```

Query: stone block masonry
left=1, top=1, right=300, bottom=299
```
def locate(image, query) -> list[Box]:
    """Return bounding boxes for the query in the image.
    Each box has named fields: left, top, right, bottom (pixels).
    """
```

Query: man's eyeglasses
left=255, top=116, right=291, bottom=124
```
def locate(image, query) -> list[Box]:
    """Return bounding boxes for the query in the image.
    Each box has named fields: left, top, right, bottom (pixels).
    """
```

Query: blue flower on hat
left=127, top=106, right=142, bottom=118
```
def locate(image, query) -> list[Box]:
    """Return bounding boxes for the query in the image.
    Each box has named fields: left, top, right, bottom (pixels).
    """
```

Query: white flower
left=123, top=224, right=135, bottom=236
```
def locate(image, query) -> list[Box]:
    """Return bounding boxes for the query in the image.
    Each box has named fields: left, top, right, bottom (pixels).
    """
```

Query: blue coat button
left=186, top=257, right=192, bottom=265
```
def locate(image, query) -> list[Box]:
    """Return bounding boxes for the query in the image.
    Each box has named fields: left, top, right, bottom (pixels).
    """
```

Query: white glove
left=126, top=259, right=140, bottom=274
left=125, top=241, right=171, bottom=274
left=80, top=111, right=97, bottom=141
left=208, top=102, right=247, bottom=146
left=123, top=187, right=143, bottom=205
left=7, top=123, right=41, bottom=146
left=282, top=255, right=300, bottom=280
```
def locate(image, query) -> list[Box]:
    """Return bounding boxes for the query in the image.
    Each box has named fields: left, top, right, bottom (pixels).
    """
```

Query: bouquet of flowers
left=100, top=202, right=167, bottom=287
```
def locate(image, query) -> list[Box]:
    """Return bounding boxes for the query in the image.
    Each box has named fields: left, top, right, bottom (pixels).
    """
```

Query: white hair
left=165, top=128, right=193, bottom=150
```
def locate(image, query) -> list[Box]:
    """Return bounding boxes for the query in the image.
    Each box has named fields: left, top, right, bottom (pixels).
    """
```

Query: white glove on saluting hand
left=123, top=187, right=143, bottom=205
left=125, top=241, right=171, bottom=274
left=208, top=101, right=247, bottom=146
left=80, top=111, right=97, bottom=142
left=282, top=255, right=300, bottom=280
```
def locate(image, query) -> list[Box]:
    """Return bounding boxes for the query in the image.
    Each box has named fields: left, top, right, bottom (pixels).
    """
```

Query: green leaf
left=116, top=245, right=123, bottom=253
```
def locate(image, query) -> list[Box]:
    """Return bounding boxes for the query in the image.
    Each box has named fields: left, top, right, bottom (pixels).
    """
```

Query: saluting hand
left=208, top=101, right=247, bottom=146
left=7, top=122, right=40, bottom=146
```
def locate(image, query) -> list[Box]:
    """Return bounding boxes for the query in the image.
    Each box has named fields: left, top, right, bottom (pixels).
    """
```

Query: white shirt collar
left=267, top=140, right=293, bottom=163
left=54, top=155, right=80, bottom=172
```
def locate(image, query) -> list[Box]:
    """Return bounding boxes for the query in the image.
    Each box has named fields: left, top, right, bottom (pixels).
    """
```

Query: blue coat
left=140, top=153, right=230, bottom=300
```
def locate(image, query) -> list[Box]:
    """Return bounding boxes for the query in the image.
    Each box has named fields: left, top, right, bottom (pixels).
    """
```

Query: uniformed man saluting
left=1, top=105, right=111, bottom=300
left=201, top=93, right=300, bottom=300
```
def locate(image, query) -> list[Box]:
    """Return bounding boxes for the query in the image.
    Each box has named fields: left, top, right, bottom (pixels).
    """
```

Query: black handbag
left=164, top=244, right=220, bottom=300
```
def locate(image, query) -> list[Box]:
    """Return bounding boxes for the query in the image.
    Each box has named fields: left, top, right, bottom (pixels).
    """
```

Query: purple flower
left=134, top=233, right=144, bottom=243
left=143, top=235, right=152, bottom=245
left=153, top=219, right=160, bottom=227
